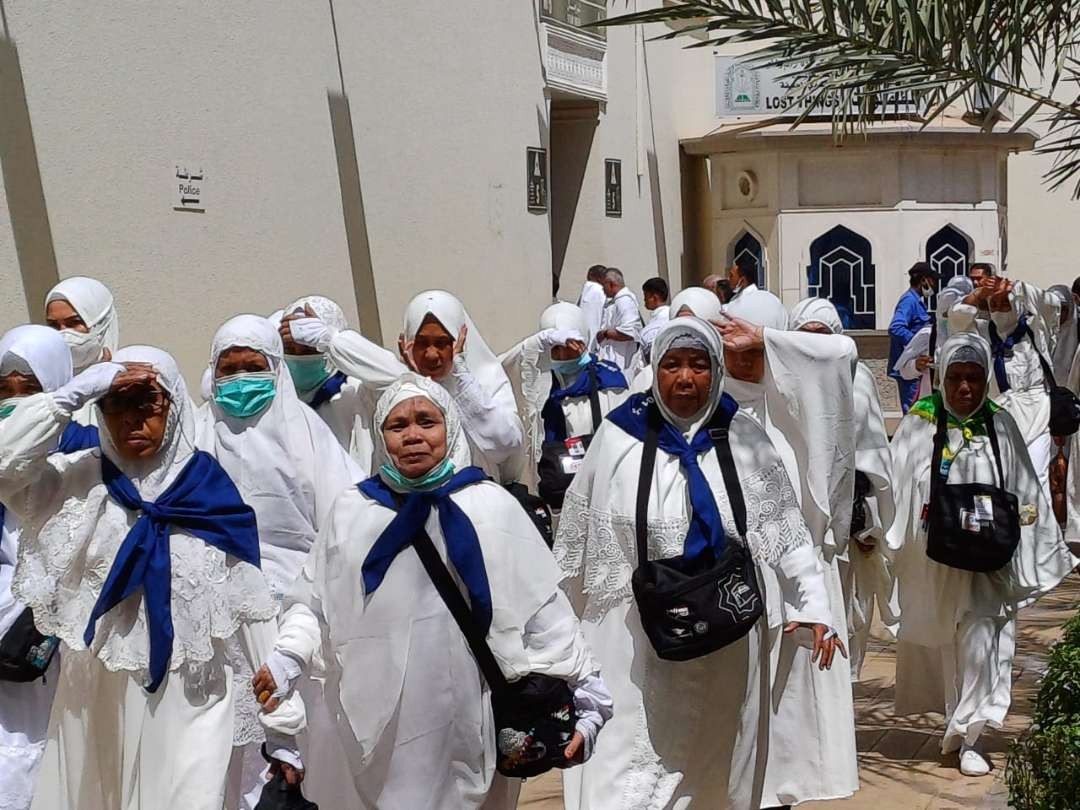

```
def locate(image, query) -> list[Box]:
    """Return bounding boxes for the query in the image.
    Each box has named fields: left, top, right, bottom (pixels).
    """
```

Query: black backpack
left=630, top=403, right=764, bottom=661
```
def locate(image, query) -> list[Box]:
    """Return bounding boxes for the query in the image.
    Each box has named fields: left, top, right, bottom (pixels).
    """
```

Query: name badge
left=565, top=437, right=587, bottom=458
left=560, top=455, right=583, bottom=475
left=973, top=495, right=994, bottom=523
left=960, top=509, right=981, bottom=533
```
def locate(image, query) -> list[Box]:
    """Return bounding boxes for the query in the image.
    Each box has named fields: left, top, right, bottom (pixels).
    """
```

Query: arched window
left=806, top=225, right=876, bottom=330
left=925, top=225, right=973, bottom=313
left=731, top=231, right=766, bottom=289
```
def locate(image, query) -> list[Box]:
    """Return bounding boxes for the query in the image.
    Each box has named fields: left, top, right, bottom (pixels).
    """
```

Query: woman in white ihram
left=281, top=290, right=525, bottom=482
left=0, top=346, right=302, bottom=810
left=889, top=332, right=1075, bottom=776
left=195, top=314, right=363, bottom=809
left=789, top=297, right=897, bottom=679
left=555, top=317, right=841, bottom=809
left=500, top=301, right=629, bottom=491
left=252, top=373, right=611, bottom=809
left=0, top=326, right=81, bottom=810
left=275, top=295, right=378, bottom=469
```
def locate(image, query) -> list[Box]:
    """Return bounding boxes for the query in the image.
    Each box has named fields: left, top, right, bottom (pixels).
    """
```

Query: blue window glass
left=806, top=225, right=876, bottom=330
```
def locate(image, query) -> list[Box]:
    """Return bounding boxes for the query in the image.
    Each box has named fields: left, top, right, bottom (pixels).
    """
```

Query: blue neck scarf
left=84, top=451, right=260, bottom=693
left=541, top=356, right=627, bottom=442
left=308, top=371, right=348, bottom=410
left=359, top=466, right=493, bottom=634
left=58, top=421, right=100, bottom=453
left=607, top=392, right=739, bottom=560
left=988, top=315, right=1030, bottom=394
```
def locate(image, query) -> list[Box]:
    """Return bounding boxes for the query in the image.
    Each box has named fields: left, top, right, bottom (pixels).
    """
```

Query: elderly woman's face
left=100, top=376, right=171, bottom=461
left=382, top=396, right=449, bottom=479
left=943, top=361, right=987, bottom=419
left=0, top=372, right=43, bottom=400
left=724, top=346, right=765, bottom=383
left=215, top=347, right=271, bottom=378
left=45, top=300, right=88, bottom=333
left=657, top=347, right=712, bottom=419
left=411, top=317, right=455, bottom=379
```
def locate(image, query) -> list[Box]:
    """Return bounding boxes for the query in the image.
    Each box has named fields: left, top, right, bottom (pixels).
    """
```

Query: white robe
left=555, top=409, right=833, bottom=809
left=723, top=329, right=860, bottom=806
left=1062, top=349, right=1080, bottom=541
left=0, top=369, right=299, bottom=810
left=888, top=406, right=1075, bottom=751
left=578, top=281, right=606, bottom=353
left=272, top=480, right=600, bottom=809
left=598, top=288, right=642, bottom=373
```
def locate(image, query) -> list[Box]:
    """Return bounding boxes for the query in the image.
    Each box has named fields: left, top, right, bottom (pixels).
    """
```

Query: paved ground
left=519, top=574, right=1080, bottom=810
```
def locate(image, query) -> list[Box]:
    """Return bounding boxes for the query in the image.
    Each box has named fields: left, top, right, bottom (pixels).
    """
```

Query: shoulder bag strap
left=709, top=425, right=748, bottom=539
left=929, top=403, right=950, bottom=504
left=635, top=403, right=660, bottom=566
left=983, top=412, right=1009, bottom=491
left=587, top=363, right=603, bottom=434
left=410, top=528, right=509, bottom=694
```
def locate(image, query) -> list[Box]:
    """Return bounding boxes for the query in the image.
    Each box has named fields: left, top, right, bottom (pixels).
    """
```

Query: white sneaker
left=960, top=745, right=991, bottom=776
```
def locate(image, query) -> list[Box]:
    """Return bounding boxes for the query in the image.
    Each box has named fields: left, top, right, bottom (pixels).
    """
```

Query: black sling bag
left=630, top=403, right=764, bottom=661
left=537, top=364, right=603, bottom=510
left=0, top=607, right=58, bottom=683
left=411, top=529, right=577, bottom=778
left=925, top=406, right=1021, bottom=573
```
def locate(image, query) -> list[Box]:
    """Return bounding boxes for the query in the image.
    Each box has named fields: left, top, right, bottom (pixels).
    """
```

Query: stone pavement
left=519, top=574, right=1080, bottom=810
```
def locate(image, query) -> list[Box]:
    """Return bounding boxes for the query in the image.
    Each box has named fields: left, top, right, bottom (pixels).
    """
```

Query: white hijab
left=669, top=287, right=723, bottom=321
left=196, top=314, right=362, bottom=598
left=283, top=295, right=349, bottom=334
left=789, top=298, right=844, bottom=335
left=723, top=287, right=790, bottom=329
left=938, top=332, right=993, bottom=417
left=45, top=276, right=120, bottom=371
left=539, top=301, right=588, bottom=344
left=371, top=373, right=473, bottom=483
left=404, top=291, right=514, bottom=402
left=0, top=325, right=73, bottom=393
left=650, top=317, right=725, bottom=436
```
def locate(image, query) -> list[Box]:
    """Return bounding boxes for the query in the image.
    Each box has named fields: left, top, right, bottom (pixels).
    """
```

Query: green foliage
left=600, top=1, right=1080, bottom=197
left=1007, top=611, right=1080, bottom=809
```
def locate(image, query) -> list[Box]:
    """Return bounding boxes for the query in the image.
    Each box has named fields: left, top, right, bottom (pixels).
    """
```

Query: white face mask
left=60, top=328, right=103, bottom=372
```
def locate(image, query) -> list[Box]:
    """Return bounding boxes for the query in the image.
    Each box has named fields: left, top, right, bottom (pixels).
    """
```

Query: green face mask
left=214, top=372, right=277, bottom=419
left=379, top=457, right=456, bottom=492
left=0, top=398, right=20, bottom=420
left=285, top=354, right=332, bottom=394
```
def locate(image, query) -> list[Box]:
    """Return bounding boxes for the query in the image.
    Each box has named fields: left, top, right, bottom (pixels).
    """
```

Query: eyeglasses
left=99, top=389, right=171, bottom=417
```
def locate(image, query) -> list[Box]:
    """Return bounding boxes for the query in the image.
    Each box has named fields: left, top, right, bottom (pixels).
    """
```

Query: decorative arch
left=728, top=229, right=767, bottom=290
left=806, top=225, right=876, bottom=330
left=925, top=224, right=973, bottom=312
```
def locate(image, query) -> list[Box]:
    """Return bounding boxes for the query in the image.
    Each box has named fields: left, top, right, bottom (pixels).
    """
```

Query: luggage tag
left=560, top=437, right=586, bottom=475
left=973, top=495, right=994, bottom=524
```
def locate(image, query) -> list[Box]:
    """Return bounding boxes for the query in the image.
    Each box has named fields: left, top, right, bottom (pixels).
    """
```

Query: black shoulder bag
left=925, top=407, right=1021, bottom=573
left=503, top=482, right=554, bottom=549
left=411, top=529, right=577, bottom=778
left=1033, top=346, right=1080, bottom=438
left=630, top=403, right=764, bottom=661
left=537, top=365, right=603, bottom=510
left=0, top=607, right=59, bottom=683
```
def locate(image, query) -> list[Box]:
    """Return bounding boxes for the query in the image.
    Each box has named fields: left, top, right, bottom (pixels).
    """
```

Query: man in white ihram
left=577, top=265, right=608, bottom=353
left=595, top=268, right=641, bottom=373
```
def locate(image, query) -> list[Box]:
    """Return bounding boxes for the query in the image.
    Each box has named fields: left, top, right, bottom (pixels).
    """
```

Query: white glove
left=52, top=362, right=125, bottom=413
left=572, top=672, right=613, bottom=763
left=265, top=649, right=303, bottom=701
left=537, top=328, right=585, bottom=352
left=288, top=317, right=335, bottom=352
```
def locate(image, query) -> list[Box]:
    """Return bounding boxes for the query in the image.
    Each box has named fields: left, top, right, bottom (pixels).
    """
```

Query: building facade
left=0, top=2, right=1074, bottom=384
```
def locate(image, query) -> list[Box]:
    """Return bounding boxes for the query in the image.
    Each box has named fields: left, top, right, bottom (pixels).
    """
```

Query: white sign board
left=173, top=162, right=206, bottom=212
left=715, top=56, right=918, bottom=118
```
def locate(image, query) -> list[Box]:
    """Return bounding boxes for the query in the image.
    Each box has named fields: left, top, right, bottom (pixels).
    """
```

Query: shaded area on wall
left=549, top=100, right=598, bottom=298
left=647, top=149, right=669, bottom=282
left=0, top=32, right=59, bottom=319
left=679, top=150, right=710, bottom=288
left=327, top=90, right=382, bottom=345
